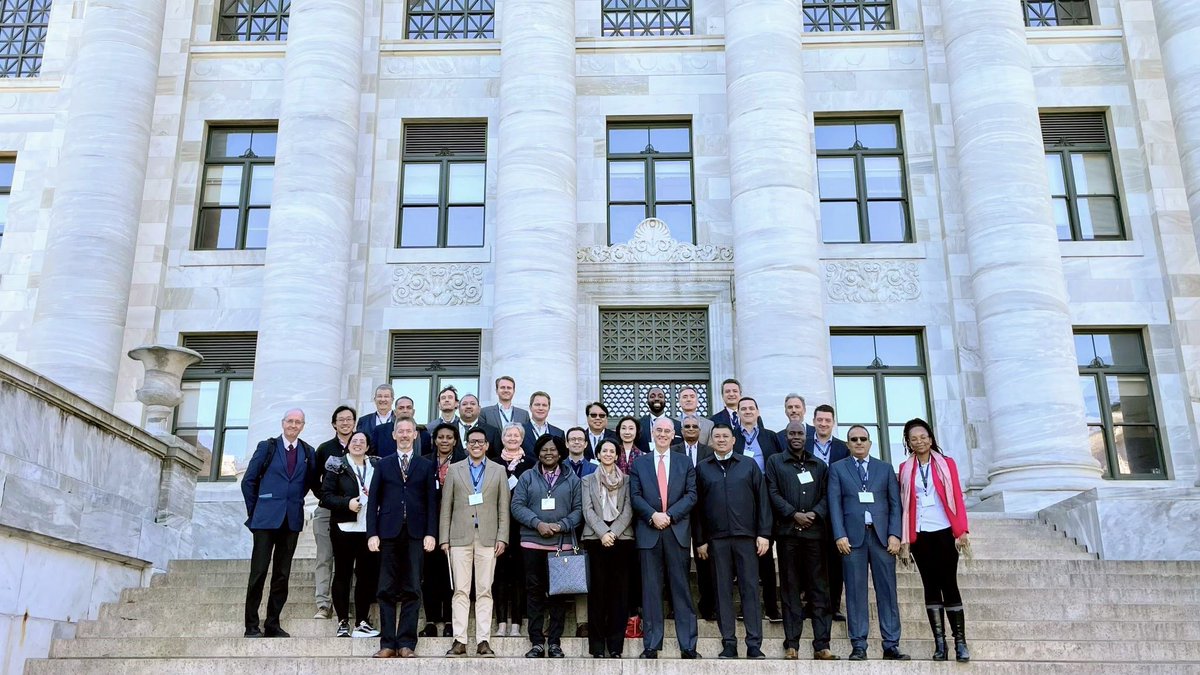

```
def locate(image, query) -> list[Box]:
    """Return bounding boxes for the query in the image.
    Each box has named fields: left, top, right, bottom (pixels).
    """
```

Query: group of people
left=239, top=376, right=971, bottom=662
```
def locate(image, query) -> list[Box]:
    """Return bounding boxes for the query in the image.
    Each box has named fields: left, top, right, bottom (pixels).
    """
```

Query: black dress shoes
left=833, top=613, right=847, bottom=622
left=263, top=627, right=290, bottom=638
left=547, top=644, right=565, bottom=658
left=419, top=623, right=437, bottom=637
left=718, top=645, right=739, bottom=659
left=882, top=648, right=911, bottom=661
left=747, top=648, right=766, bottom=659
left=525, top=644, right=546, bottom=658
left=243, top=627, right=262, bottom=638
left=639, top=649, right=658, bottom=659
left=848, top=647, right=868, bottom=661
left=681, top=649, right=702, bottom=659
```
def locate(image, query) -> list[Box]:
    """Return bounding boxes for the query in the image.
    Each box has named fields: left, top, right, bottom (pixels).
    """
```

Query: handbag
left=546, top=532, right=589, bottom=596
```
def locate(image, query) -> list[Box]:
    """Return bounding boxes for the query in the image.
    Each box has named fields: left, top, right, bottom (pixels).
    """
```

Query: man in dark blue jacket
left=241, top=408, right=319, bottom=638
left=366, top=418, right=439, bottom=658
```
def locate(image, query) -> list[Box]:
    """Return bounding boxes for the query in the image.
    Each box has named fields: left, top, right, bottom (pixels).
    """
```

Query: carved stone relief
left=391, top=264, right=483, bottom=306
left=824, top=260, right=921, bottom=303
left=577, top=218, right=733, bottom=263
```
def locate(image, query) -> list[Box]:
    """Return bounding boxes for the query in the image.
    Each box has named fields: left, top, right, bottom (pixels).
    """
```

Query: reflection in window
left=390, top=331, right=481, bottom=424
left=0, top=157, right=12, bottom=244
left=816, top=118, right=910, bottom=243
left=196, top=127, right=277, bottom=250
left=174, top=334, right=257, bottom=481
left=399, top=122, right=487, bottom=248
left=216, top=0, right=289, bottom=41
left=1023, top=0, right=1092, bottom=27
left=831, top=331, right=929, bottom=466
left=606, top=122, right=695, bottom=244
left=405, top=0, right=495, bottom=39
left=803, top=0, right=895, bottom=32
left=1075, top=331, right=1165, bottom=478
left=1041, top=111, right=1124, bottom=241
left=602, top=0, right=692, bottom=37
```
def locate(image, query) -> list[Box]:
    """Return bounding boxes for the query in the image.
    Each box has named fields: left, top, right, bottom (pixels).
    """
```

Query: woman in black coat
left=319, top=430, right=380, bottom=638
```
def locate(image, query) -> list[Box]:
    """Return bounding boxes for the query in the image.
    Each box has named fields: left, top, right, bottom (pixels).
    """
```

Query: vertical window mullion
left=237, top=157, right=252, bottom=250
left=211, top=377, right=230, bottom=482
left=438, top=159, right=450, bottom=248
left=855, top=153, right=869, bottom=244
left=646, top=156, right=657, bottom=219
left=874, top=371, right=890, bottom=462
left=1058, top=149, right=1083, bottom=241
left=1093, top=371, right=1117, bottom=478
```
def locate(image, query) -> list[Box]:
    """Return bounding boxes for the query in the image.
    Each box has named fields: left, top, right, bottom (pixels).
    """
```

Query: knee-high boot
left=946, top=606, right=970, bottom=663
left=925, top=605, right=947, bottom=661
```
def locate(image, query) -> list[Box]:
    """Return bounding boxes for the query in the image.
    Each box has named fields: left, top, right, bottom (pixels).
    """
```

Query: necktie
left=731, top=410, right=739, bottom=429
left=657, top=454, right=668, bottom=512
left=857, top=459, right=868, bottom=486
left=400, top=453, right=410, bottom=481
left=285, top=443, right=297, bottom=476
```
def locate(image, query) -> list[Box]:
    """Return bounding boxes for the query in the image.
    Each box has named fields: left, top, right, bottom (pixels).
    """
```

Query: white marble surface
left=1040, top=487, right=1200, bottom=560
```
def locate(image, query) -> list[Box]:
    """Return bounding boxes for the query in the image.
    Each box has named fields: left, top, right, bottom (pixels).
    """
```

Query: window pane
left=1086, top=424, right=1109, bottom=475
left=855, top=122, right=898, bottom=149
left=0, top=161, right=16, bottom=187
left=196, top=208, right=241, bottom=250
left=609, top=204, right=647, bottom=244
left=815, top=124, right=856, bottom=151
left=1090, top=332, right=1146, bottom=368
left=1079, top=375, right=1102, bottom=423
left=248, top=165, right=274, bottom=204
left=1074, top=334, right=1097, bottom=366
left=1107, top=375, right=1155, bottom=425
left=1070, top=153, right=1115, bottom=194
left=250, top=130, right=277, bottom=158
left=1112, top=426, right=1163, bottom=476
left=883, top=376, right=927, bottom=423
left=1077, top=197, right=1121, bottom=239
left=649, top=127, right=690, bottom=154
left=1045, top=154, right=1067, bottom=195
left=448, top=162, right=485, bottom=203
left=446, top=206, right=485, bottom=246
left=219, top=428, right=250, bottom=478
left=867, top=201, right=907, bottom=242
left=817, top=157, right=857, bottom=199
left=608, top=127, right=650, bottom=154
left=224, top=380, right=253, bottom=426
left=609, top=161, right=646, bottom=202
left=201, top=165, right=244, bottom=206
left=179, top=380, right=220, bottom=427
left=402, top=163, right=441, bottom=205
left=864, top=156, right=903, bottom=198
left=399, top=206, right=439, bottom=247
left=393, top=377, right=433, bottom=426
left=831, top=334, right=875, bottom=367
left=178, top=429, right=216, bottom=477
left=653, top=160, right=692, bottom=201
left=886, top=425, right=904, bottom=465
left=653, top=203, right=694, bottom=243
left=875, top=334, right=920, bottom=367
left=440, top=377, right=481, bottom=403
left=820, top=201, right=860, bottom=243
left=834, top=376, right=878, bottom=424
left=244, top=208, right=270, bottom=249
left=1052, top=198, right=1071, bottom=240
left=0, top=194, right=10, bottom=236
left=209, top=130, right=254, bottom=159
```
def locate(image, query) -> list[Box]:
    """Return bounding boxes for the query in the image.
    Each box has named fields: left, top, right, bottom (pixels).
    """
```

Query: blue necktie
left=857, top=459, right=868, bottom=487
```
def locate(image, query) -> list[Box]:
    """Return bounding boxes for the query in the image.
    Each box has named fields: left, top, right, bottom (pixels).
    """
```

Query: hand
left=955, top=533, right=970, bottom=549
left=423, top=536, right=436, bottom=552
left=495, top=542, right=507, bottom=557
left=536, top=522, right=556, bottom=537
left=441, top=543, right=449, bottom=554
left=348, top=498, right=361, bottom=513
left=368, top=536, right=380, bottom=552
left=755, top=537, right=770, bottom=556
left=886, top=535, right=901, bottom=556
left=696, top=543, right=708, bottom=560
left=651, top=512, right=671, bottom=530
left=836, top=537, right=851, bottom=555
left=601, top=532, right=616, bottom=547
left=792, top=511, right=815, bottom=529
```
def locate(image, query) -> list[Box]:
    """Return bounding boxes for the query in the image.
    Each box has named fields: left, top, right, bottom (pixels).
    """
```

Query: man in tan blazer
left=440, top=427, right=510, bottom=657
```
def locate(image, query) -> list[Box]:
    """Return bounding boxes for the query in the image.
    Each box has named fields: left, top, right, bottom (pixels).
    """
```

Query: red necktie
left=657, top=454, right=668, bottom=512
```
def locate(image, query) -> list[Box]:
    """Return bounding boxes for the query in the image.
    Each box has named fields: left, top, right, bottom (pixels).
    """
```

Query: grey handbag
left=547, top=532, right=589, bottom=596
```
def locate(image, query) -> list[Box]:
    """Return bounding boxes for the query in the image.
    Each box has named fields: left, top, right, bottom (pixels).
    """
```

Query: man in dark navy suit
left=774, top=394, right=817, bottom=450
left=637, top=386, right=681, bottom=451
left=367, top=418, right=439, bottom=658
left=241, top=408, right=319, bottom=638
left=356, top=383, right=395, bottom=435
left=807, top=403, right=850, bottom=621
left=371, top=396, right=430, bottom=457
left=629, top=418, right=701, bottom=660
left=584, top=401, right=618, bottom=457
left=520, top=391, right=564, bottom=459
left=708, top=378, right=742, bottom=428
left=731, top=396, right=783, bottom=622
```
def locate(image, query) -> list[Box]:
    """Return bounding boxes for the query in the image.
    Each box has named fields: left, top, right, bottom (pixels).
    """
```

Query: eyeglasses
left=848, top=436, right=869, bottom=443
left=681, top=424, right=699, bottom=429
left=588, top=413, right=607, bottom=418
left=466, top=439, right=488, bottom=446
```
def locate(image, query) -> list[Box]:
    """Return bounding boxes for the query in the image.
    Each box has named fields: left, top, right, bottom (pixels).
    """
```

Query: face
left=587, top=405, right=608, bottom=433
left=394, top=397, right=414, bottom=420
left=393, top=420, right=416, bottom=449
left=681, top=418, right=700, bottom=443
left=566, top=430, right=587, bottom=456
left=466, top=433, right=488, bottom=460
left=785, top=398, right=806, bottom=423
left=459, top=396, right=480, bottom=421
left=618, top=419, right=637, bottom=443
left=530, top=395, right=550, bottom=422
left=282, top=411, right=305, bottom=439
left=737, top=399, right=759, bottom=428
left=711, top=428, right=734, bottom=454
left=496, top=378, right=515, bottom=403
left=438, top=389, right=458, bottom=413
left=847, top=427, right=872, bottom=460
left=347, top=433, right=368, bottom=457
left=646, top=388, right=666, bottom=415
left=652, top=420, right=675, bottom=449
left=502, top=426, right=523, bottom=450
left=814, top=411, right=834, bottom=438
left=435, top=428, right=457, bottom=454
left=597, top=442, right=617, bottom=467
left=786, top=421, right=807, bottom=452
left=722, top=382, right=741, bottom=408
left=538, top=442, right=561, bottom=470
left=374, top=388, right=394, bottom=414
left=333, top=408, right=356, bottom=437
left=907, top=426, right=933, bottom=457
left=678, top=388, right=698, bottom=413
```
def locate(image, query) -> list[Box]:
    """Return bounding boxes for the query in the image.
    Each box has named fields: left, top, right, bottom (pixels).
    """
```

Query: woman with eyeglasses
left=581, top=438, right=634, bottom=658
left=319, top=430, right=380, bottom=638
left=419, top=422, right=465, bottom=638
left=898, top=418, right=970, bottom=663
left=494, top=422, right=534, bottom=637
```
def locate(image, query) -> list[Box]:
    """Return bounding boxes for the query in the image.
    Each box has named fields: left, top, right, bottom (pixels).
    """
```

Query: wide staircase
left=25, top=514, right=1200, bottom=674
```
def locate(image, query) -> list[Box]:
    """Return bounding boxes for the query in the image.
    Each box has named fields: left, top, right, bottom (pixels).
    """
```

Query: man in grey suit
left=480, top=375, right=530, bottom=429
left=828, top=425, right=909, bottom=662
left=678, top=387, right=713, bottom=446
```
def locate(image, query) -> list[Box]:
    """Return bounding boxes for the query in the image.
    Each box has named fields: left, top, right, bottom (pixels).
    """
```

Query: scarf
left=500, top=446, right=523, bottom=468
left=899, top=451, right=956, bottom=545
left=594, top=464, right=625, bottom=522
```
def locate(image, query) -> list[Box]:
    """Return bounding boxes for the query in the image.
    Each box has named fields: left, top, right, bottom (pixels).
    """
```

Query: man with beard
left=372, top=396, right=430, bottom=458
left=637, top=386, right=681, bottom=451
left=457, top=394, right=502, bottom=460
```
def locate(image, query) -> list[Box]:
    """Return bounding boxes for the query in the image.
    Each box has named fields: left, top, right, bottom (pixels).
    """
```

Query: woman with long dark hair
left=419, top=422, right=464, bottom=637
left=319, top=430, right=380, bottom=638
left=581, top=438, right=634, bottom=658
left=613, top=415, right=645, bottom=638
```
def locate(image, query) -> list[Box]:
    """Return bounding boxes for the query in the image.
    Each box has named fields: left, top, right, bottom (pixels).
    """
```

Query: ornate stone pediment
left=825, top=260, right=921, bottom=303
left=392, top=264, right=483, bottom=306
left=577, top=218, right=733, bottom=263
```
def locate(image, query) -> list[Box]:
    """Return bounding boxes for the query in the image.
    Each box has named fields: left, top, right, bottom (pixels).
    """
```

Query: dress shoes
left=576, top=622, right=589, bottom=637
left=477, top=641, right=495, bottom=657
left=263, top=627, right=290, bottom=638
left=832, top=613, right=846, bottom=622
left=765, top=611, right=783, bottom=623
left=398, top=647, right=416, bottom=658
left=547, top=644, right=565, bottom=658
left=681, top=649, right=703, bottom=659
left=747, top=648, right=766, bottom=659
left=243, top=627, right=262, bottom=638
left=442, top=623, right=453, bottom=637
left=525, top=644, right=546, bottom=658
left=419, top=622, right=437, bottom=637
left=718, top=645, right=739, bottom=659
left=882, top=648, right=911, bottom=661
left=783, top=648, right=799, bottom=660
left=813, top=649, right=839, bottom=660
left=372, top=648, right=397, bottom=658
left=639, top=649, right=658, bottom=659
left=609, top=651, right=622, bottom=659
left=446, top=641, right=467, bottom=657
left=848, top=647, right=868, bottom=661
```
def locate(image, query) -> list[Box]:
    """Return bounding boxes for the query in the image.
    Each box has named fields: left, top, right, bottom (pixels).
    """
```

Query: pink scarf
left=899, top=451, right=956, bottom=545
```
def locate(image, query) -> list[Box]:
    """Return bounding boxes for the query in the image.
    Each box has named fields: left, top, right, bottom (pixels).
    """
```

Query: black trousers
left=778, top=536, right=832, bottom=651
left=585, top=539, right=632, bottom=655
left=422, top=548, right=452, bottom=624
left=245, top=526, right=299, bottom=630
left=377, top=527, right=424, bottom=650
left=825, top=533, right=844, bottom=614
left=523, top=547, right=567, bottom=646
left=694, top=543, right=715, bottom=618
left=494, top=538, right=526, bottom=624
left=711, top=537, right=762, bottom=650
left=910, top=527, right=963, bottom=607
left=759, top=540, right=779, bottom=616
left=330, top=527, right=379, bottom=625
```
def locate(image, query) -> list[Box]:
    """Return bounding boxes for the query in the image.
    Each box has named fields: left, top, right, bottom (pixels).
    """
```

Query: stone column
left=27, top=0, right=166, bottom=409
left=491, top=0, right=578, bottom=428
left=246, top=0, right=363, bottom=444
left=724, top=0, right=832, bottom=423
left=940, top=1, right=1102, bottom=502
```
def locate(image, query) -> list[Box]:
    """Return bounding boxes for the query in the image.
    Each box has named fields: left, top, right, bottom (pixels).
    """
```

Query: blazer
left=775, top=423, right=817, bottom=453
left=692, top=453, right=772, bottom=545
left=320, top=455, right=380, bottom=525
left=806, top=434, right=850, bottom=466
left=510, top=466, right=584, bottom=547
left=828, top=455, right=901, bottom=548
left=581, top=471, right=634, bottom=541
left=670, top=440, right=714, bottom=467
left=586, top=428, right=619, bottom=459
left=709, top=408, right=738, bottom=428
left=733, top=425, right=784, bottom=465
left=458, top=420, right=503, bottom=461
left=365, top=451, right=439, bottom=541
left=520, top=420, right=565, bottom=459
left=480, top=404, right=530, bottom=430
left=636, top=415, right=682, bottom=452
left=356, top=411, right=394, bottom=435
left=371, top=421, right=429, bottom=458
left=439, top=458, right=511, bottom=548
left=242, top=437, right=318, bottom=532
left=684, top=415, right=714, bottom=446
left=563, top=456, right=598, bottom=480
left=629, top=450, right=697, bottom=550
left=764, top=450, right=829, bottom=540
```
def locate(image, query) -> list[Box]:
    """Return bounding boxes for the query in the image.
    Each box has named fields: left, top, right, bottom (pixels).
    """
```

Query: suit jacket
left=480, top=404, right=530, bottom=430
left=684, top=415, right=714, bottom=446
left=806, top=434, right=850, bottom=466
left=775, top=423, right=817, bottom=452
left=586, top=428, right=619, bottom=459
left=637, top=414, right=682, bottom=452
left=520, top=420, right=565, bottom=459
left=455, top=420, right=502, bottom=461
left=366, top=451, right=439, bottom=540
left=439, top=458, right=510, bottom=548
left=733, top=425, right=783, bottom=466
left=320, top=455, right=380, bottom=525
left=692, top=453, right=772, bottom=545
left=629, top=450, right=697, bottom=549
left=563, top=456, right=598, bottom=480
left=828, top=456, right=901, bottom=548
left=670, top=440, right=714, bottom=467
left=709, top=408, right=738, bottom=428
left=242, top=437, right=318, bottom=531
left=356, top=411, right=394, bottom=435
left=371, top=421, right=429, bottom=458
left=581, top=471, right=634, bottom=540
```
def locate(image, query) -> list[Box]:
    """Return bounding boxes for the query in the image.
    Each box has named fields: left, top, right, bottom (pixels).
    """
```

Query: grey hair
left=282, top=408, right=305, bottom=422
left=374, top=383, right=395, bottom=395
left=504, top=422, right=526, bottom=440
left=681, top=413, right=700, bottom=422
left=784, top=393, right=806, bottom=405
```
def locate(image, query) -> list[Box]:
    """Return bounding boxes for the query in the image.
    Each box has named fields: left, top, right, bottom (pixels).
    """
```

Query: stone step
left=46, top=636, right=1200, bottom=662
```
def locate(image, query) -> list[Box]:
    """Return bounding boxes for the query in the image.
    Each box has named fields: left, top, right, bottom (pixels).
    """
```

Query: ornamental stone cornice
left=824, top=259, right=921, bottom=303
left=391, top=263, right=483, bottom=306
left=577, top=218, right=733, bottom=264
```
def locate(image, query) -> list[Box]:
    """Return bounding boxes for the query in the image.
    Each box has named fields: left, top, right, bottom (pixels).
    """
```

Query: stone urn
left=128, top=344, right=204, bottom=436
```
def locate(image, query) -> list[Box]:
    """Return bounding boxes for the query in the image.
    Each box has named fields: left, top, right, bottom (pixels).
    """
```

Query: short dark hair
left=565, top=426, right=587, bottom=441
left=586, top=401, right=609, bottom=417
left=438, top=385, right=459, bottom=401
left=432, top=421, right=462, bottom=446
left=495, top=375, right=515, bottom=389
left=533, top=433, right=567, bottom=460
left=466, top=427, right=489, bottom=441
left=331, top=405, right=357, bottom=424
left=721, top=378, right=741, bottom=389
left=347, top=430, right=372, bottom=452
left=846, top=424, right=870, bottom=438
left=711, top=422, right=735, bottom=435
left=813, top=404, right=836, bottom=417
left=737, top=396, right=758, bottom=409
left=395, top=395, right=414, bottom=406
left=530, top=390, right=551, bottom=406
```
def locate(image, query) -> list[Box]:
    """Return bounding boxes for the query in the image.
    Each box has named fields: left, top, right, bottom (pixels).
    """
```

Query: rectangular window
left=405, top=0, right=495, bottom=39
left=1041, top=112, right=1124, bottom=241
left=398, top=122, right=487, bottom=248
left=803, top=0, right=895, bottom=32
left=1023, top=0, right=1093, bottom=27
left=196, top=127, right=277, bottom=250
left=816, top=118, right=910, bottom=243
left=599, top=308, right=711, bottom=421
left=0, top=157, right=13, bottom=243
left=175, top=333, right=257, bottom=482
left=1075, top=331, right=1166, bottom=479
left=390, top=331, right=481, bottom=424
left=831, top=331, right=930, bottom=467
left=0, top=0, right=48, bottom=77
left=602, top=0, right=692, bottom=37
left=606, top=122, right=695, bottom=245
left=217, top=0, right=289, bottom=41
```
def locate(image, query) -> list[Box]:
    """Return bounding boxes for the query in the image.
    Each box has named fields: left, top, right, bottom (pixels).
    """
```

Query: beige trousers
left=449, top=530, right=498, bottom=644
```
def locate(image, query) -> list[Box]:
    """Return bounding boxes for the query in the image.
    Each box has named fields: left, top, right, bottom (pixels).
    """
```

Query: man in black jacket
left=694, top=423, right=772, bottom=659
left=312, top=405, right=357, bottom=620
left=765, top=420, right=837, bottom=661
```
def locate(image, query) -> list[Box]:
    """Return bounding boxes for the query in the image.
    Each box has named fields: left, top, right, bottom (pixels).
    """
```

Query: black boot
left=946, top=607, right=970, bottom=663
left=925, top=605, right=947, bottom=661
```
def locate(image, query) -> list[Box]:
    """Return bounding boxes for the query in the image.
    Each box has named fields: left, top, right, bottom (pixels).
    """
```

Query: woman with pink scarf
left=897, top=418, right=970, bottom=663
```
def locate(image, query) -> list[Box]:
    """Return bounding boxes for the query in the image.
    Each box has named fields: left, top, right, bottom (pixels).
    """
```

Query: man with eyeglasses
left=672, top=413, right=716, bottom=620
left=313, top=405, right=358, bottom=620
left=828, top=426, right=908, bottom=662
left=584, top=401, right=618, bottom=457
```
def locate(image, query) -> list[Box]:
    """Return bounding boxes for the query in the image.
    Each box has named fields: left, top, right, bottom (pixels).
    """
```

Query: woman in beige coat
left=582, top=438, right=635, bottom=658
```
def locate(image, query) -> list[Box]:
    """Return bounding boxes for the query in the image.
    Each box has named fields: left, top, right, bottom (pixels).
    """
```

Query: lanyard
left=742, top=425, right=758, bottom=448
left=469, top=461, right=486, bottom=492
left=919, top=462, right=931, bottom=494
left=499, top=407, right=512, bottom=425
left=351, top=461, right=369, bottom=496
left=543, top=468, right=559, bottom=494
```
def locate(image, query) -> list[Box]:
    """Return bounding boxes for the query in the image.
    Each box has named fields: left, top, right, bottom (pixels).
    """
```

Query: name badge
left=590, top=459, right=600, bottom=465
left=541, top=497, right=556, bottom=511
left=797, top=471, right=813, bottom=485
left=507, top=475, right=518, bottom=490
left=858, top=491, right=875, bottom=504
left=468, top=493, right=484, bottom=506
left=919, top=493, right=935, bottom=508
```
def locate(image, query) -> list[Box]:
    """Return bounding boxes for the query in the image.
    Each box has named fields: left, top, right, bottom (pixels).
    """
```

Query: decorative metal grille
left=602, top=0, right=692, bottom=37
left=406, top=0, right=495, bottom=39
left=602, top=381, right=709, bottom=419
left=600, top=309, right=709, bottom=370
left=216, top=0, right=290, bottom=42
left=802, top=0, right=894, bottom=32
left=1023, top=0, right=1092, bottom=27
left=0, top=0, right=49, bottom=78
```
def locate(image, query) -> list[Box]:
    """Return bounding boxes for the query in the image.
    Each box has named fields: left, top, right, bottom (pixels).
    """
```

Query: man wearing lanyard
left=482, top=375, right=531, bottom=430
left=440, top=428, right=510, bottom=657
left=522, top=391, right=565, bottom=458
left=732, top=396, right=783, bottom=623
left=806, top=403, right=849, bottom=622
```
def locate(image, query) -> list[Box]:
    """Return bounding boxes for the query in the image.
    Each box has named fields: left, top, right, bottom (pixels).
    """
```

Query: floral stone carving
left=392, top=264, right=484, bottom=306
left=578, top=218, right=733, bottom=263
left=825, top=260, right=921, bottom=303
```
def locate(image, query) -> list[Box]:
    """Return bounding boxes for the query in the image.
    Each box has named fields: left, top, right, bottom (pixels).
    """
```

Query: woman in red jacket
left=898, top=418, right=970, bottom=663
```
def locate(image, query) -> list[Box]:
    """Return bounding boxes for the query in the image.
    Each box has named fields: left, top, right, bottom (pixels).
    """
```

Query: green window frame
left=598, top=308, right=711, bottom=422
left=216, top=0, right=289, bottom=41
left=398, top=122, right=487, bottom=248
left=174, top=334, right=257, bottom=482
left=606, top=122, right=695, bottom=245
left=816, top=118, right=911, bottom=243
left=195, top=126, right=277, bottom=250
left=1075, top=331, right=1166, bottom=479
left=1041, top=112, right=1124, bottom=241
left=0, top=0, right=49, bottom=77
left=389, top=331, right=481, bottom=424
left=405, top=0, right=495, bottom=39
left=1023, top=0, right=1093, bottom=27
left=803, top=0, right=895, bottom=32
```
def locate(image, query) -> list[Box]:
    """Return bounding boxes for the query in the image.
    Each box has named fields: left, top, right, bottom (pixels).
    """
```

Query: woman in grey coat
left=581, top=438, right=635, bottom=658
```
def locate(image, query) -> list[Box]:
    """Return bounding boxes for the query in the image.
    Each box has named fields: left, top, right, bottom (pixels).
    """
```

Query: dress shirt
left=855, top=458, right=873, bottom=525
left=529, top=420, right=549, bottom=438
left=589, top=431, right=606, bottom=452
left=653, top=448, right=672, bottom=476
left=375, top=412, right=393, bottom=427
left=812, top=437, right=833, bottom=465
left=683, top=442, right=699, bottom=466
left=740, top=425, right=764, bottom=470
left=916, top=460, right=953, bottom=532
left=496, top=404, right=516, bottom=426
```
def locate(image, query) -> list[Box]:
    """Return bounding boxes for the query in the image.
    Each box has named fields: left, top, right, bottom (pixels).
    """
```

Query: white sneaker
left=352, top=620, right=380, bottom=638
left=313, top=607, right=332, bottom=620
left=497, top=622, right=508, bottom=636
left=509, top=622, right=521, bottom=636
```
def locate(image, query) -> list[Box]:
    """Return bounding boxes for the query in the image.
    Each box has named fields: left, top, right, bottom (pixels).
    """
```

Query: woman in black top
left=319, top=430, right=380, bottom=638
left=494, top=422, right=535, bottom=637
left=419, top=422, right=465, bottom=637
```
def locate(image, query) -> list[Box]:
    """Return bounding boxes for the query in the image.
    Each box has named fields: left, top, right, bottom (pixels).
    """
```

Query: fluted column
left=1154, top=2, right=1200, bottom=257
left=724, top=0, right=831, bottom=423
left=492, top=0, right=578, bottom=429
left=27, top=0, right=166, bottom=408
left=941, top=1, right=1102, bottom=497
left=246, top=0, right=362, bottom=444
